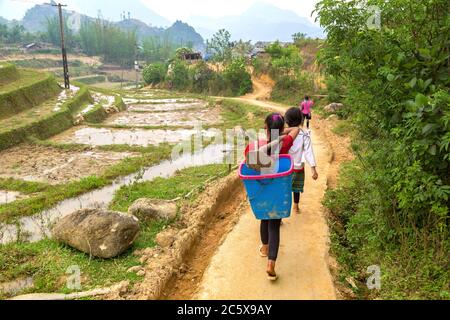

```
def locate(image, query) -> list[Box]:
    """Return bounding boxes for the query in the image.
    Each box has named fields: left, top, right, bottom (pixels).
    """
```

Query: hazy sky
left=0, top=0, right=320, bottom=23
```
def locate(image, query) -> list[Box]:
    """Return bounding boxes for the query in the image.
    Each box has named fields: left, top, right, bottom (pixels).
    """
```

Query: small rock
left=136, top=270, right=146, bottom=277
left=155, top=228, right=177, bottom=248
left=128, top=199, right=177, bottom=221
left=52, top=209, right=140, bottom=259
left=345, top=277, right=358, bottom=289
left=324, top=102, right=345, bottom=113
left=127, top=266, right=142, bottom=273
left=327, top=114, right=338, bottom=121
left=139, top=256, right=149, bottom=264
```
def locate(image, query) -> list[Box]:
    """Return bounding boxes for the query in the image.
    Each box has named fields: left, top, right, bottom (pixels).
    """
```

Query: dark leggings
left=293, top=192, right=300, bottom=204
left=260, top=219, right=282, bottom=261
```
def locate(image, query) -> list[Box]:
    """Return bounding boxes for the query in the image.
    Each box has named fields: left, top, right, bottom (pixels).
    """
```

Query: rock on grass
left=128, top=199, right=177, bottom=221
left=52, top=209, right=140, bottom=259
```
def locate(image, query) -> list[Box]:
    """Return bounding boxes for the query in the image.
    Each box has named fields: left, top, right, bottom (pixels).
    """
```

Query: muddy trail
left=164, top=77, right=344, bottom=300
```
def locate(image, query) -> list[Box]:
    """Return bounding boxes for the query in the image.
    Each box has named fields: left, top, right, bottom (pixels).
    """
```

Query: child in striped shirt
left=284, top=107, right=318, bottom=214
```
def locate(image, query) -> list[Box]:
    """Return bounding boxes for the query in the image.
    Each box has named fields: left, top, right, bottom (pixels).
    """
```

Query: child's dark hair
left=264, top=113, right=285, bottom=155
left=285, top=107, right=304, bottom=127
left=304, top=95, right=310, bottom=101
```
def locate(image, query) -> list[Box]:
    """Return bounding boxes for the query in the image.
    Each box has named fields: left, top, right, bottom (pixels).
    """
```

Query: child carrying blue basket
left=241, top=113, right=300, bottom=281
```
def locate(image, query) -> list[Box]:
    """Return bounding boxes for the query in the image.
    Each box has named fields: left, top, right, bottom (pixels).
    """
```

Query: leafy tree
left=143, top=63, right=167, bottom=85
left=175, top=47, right=194, bottom=59
left=190, top=61, right=215, bottom=93
left=0, top=24, right=8, bottom=43
left=266, top=41, right=303, bottom=77
left=292, top=32, right=307, bottom=43
left=167, top=60, right=190, bottom=90
left=232, top=40, right=253, bottom=59
left=45, top=15, right=75, bottom=48
left=206, top=29, right=232, bottom=63
left=223, top=58, right=253, bottom=96
left=142, top=35, right=184, bottom=63
left=78, top=19, right=137, bottom=65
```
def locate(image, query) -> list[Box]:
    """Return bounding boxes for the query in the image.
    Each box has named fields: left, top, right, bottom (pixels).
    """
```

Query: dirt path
left=195, top=125, right=336, bottom=299
left=166, top=78, right=338, bottom=300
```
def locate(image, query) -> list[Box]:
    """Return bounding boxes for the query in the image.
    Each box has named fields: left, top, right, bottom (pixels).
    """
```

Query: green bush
left=270, top=72, right=314, bottom=105
left=325, top=75, right=346, bottom=103
left=168, top=60, right=190, bottom=90
left=223, top=58, right=253, bottom=96
left=114, top=95, right=127, bottom=111
left=190, top=61, right=214, bottom=93
left=252, top=56, right=271, bottom=77
left=143, top=63, right=167, bottom=85
left=317, top=0, right=450, bottom=299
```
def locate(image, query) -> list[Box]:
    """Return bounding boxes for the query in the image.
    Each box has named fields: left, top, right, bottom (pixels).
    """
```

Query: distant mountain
left=21, top=3, right=86, bottom=32
left=116, top=19, right=164, bottom=39
left=67, top=0, right=171, bottom=27
left=116, top=19, right=204, bottom=50
left=187, top=2, right=324, bottom=41
left=165, top=21, right=205, bottom=49
left=17, top=4, right=204, bottom=49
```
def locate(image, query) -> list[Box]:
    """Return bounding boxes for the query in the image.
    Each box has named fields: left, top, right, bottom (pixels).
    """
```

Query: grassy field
left=0, top=143, right=174, bottom=223
left=0, top=164, right=227, bottom=298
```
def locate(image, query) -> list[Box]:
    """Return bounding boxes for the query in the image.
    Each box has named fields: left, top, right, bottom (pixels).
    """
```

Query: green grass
left=28, top=137, right=169, bottom=154
left=75, top=75, right=106, bottom=85
left=325, top=160, right=450, bottom=300
left=82, top=104, right=108, bottom=123
left=0, top=164, right=229, bottom=298
left=215, top=99, right=267, bottom=132
left=0, top=69, right=60, bottom=120
left=0, top=178, right=50, bottom=194
left=0, top=143, right=173, bottom=223
left=0, top=63, right=19, bottom=85
left=331, top=120, right=355, bottom=137
left=109, top=164, right=229, bottom=212
left=0, top=84, right=92, bottom=151
left=10, top=59, right=85, bottom=70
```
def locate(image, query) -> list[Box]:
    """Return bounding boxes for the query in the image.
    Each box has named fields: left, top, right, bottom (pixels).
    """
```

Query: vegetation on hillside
left=253, top=35, right=322, bottom=105
left=317, top=0, right=449, bottom=299
left=142, top=29, right=253, bottom=97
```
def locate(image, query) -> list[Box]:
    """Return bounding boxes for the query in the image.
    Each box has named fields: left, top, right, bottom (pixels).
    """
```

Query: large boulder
left=128, top=199, right=177, bottom=221
left=324, top=102, right=345, bottom=113
left=52, top=209, right=140, bottom=259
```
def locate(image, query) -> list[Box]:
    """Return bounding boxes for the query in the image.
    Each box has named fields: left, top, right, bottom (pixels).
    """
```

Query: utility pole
left=51, top=2, right=70, bottom=89
left=135, top=44, right=142, bottom=90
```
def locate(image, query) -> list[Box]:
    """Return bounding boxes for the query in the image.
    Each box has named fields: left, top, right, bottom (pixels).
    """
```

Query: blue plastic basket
left=239, top=155, right=294, bottom=220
